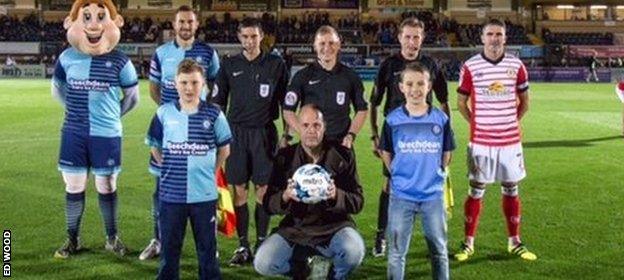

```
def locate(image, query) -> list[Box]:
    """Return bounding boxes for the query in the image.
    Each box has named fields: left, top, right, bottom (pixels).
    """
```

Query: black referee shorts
left=225, top=123, right=278, bottom=186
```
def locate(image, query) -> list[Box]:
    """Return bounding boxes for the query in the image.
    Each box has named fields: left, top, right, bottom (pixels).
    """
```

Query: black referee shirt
left=370, top=52, right=448, bottom=116
left=213, top=51, right=289, bottom=127
left=283, top=62, right=368, bottom=140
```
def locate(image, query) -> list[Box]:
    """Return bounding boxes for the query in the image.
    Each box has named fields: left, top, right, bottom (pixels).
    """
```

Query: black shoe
left=372, top=233, right=386, bottom=258
left=229, top=246, right=253, bottom=266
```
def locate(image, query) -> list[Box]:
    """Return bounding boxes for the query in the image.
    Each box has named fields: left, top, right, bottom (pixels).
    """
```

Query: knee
left=336, top=229, right=365, bottom=266
left=62, top=173, right=87, bottom=193
left=234, top=186, right=248, bottom=205
left=253, top=249, right=279, bottom=276
left=255, top=185, right=267, bottom=202
left=95, top=175, right=117, bottom=194
left=468, top=181, right=486, bottom=199
left=501, top=183, right=519, bottom=196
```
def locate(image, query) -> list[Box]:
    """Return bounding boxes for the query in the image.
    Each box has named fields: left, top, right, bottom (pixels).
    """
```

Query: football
left=291, top=164, right=332, bottom=204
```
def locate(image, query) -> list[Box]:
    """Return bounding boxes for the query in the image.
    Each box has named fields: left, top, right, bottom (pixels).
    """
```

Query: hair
left=314, top=25, right=340, bottom=42
left=398, top=17, right=425, bottom=34
left=68, top=0, right=118, bottom=21
left=482, top=19, right=506, bottom=34
left=176, top=5, right=195, bottom=15
left=176, top=59, right=204, bottom=76
left=238, top=17, right=263, bottom=33
left=300, top=103, right=325, bottom=123
left=400, top=62, right=431, bottom=82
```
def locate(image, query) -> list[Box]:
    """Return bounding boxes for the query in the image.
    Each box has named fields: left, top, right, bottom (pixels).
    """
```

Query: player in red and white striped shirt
left=617, top=80, right=624, bottom=136
left=455, top=19, right=536, bottom=262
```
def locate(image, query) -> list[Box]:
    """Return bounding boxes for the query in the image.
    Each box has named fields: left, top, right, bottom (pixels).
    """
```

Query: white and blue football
left=291, top=164, right=332, bottom=204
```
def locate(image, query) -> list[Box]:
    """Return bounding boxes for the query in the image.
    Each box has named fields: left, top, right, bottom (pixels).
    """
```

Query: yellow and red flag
left=216, top=167, right=236, bottom=237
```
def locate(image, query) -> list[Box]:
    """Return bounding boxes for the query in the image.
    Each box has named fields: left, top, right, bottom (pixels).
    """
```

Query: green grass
left=1, top=80, right=623, bottom=279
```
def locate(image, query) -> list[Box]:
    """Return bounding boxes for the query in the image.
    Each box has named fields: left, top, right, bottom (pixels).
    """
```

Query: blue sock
left=66, top=192, right=85, bottom=242
left=98, top=192, right=118, bottom=239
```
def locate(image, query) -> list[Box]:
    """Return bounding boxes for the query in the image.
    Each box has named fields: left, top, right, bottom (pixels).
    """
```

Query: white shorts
left=616, top=85, right=624, bottom=103
left=467, top=142, right=526, bottom=184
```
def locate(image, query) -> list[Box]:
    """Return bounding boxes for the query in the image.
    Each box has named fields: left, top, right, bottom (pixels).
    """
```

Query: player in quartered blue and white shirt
left=146, top=59, right=231, bottom=279
left=379, top=62, right=455, bottom=280
left=51, top=6, right=139, bottom=259
left=140, top=5, right=220, bottom=260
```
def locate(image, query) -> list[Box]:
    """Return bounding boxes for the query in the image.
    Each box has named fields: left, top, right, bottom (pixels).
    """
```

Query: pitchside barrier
left=1, top=42, right=620, bottom=82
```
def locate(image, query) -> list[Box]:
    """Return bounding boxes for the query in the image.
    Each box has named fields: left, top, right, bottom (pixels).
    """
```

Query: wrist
left=282, top=133, right=293, bottom=141
left=347, top=132, right=357, bottom=141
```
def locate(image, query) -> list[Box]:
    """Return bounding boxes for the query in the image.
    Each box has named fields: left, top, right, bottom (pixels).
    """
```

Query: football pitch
left=1, top=79, right=623, bottom=279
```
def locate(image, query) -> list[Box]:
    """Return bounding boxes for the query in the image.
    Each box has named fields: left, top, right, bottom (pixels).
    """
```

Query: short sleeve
left=431, top=61, right=449, bottom=104
left=457, top=64, right=473, bottom=96
left=149, top=52, right=161, bottom=84
left=120, top=60, right=139, bottom=89
left=283, top=70, right=304, bottom=111
left=52, top=58, right=66, bottom=85
left=516, top=63, right=529, bottom=94
left=370, top=60, right=388, bottom=106
left=212, top=62, right=229, bottom=109
left=214, top=111, right=232, bottom=147
left=350, top=73, right=368, bottom=111
left=442, top=119, right=455, bottom=152
left=146, top=113, right=163, bottom=149
left=206, top=49, right=220, bottom=81
left=379, top=121, right=393, bottom=153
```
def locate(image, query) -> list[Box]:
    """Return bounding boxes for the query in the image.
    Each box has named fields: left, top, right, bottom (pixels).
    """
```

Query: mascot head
left=64, top=0, right=123, bottom=56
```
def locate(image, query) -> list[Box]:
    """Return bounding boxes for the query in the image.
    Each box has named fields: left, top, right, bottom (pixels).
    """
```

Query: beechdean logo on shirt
left=336, top=91, right=346, bottom=105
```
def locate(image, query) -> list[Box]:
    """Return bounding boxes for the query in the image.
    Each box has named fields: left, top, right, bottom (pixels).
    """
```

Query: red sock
left=502, top=194, right=521, bottom=239
left=464, top=196, right=482, bottom=239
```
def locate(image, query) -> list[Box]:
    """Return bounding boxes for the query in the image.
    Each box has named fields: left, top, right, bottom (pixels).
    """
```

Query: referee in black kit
left=212, top=17, right=289, bottom=266
left=368, top=17, right=450, bottom=258
left=283, top=25, right=368, bottom=149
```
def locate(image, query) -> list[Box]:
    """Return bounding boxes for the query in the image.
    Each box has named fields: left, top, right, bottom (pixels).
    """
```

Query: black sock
left=377, top=190, right=389, bottom=238
left=255, top=203, right=270, bottom=243
left=66, top=192, right=85, bottom=242
left=98, top=192, right=118, bottom=239
left=235, top=203, right=249, bottom=248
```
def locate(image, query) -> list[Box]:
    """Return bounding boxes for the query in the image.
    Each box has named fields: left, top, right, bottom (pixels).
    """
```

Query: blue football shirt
left=149, top=41, right=219, bottom=104
left=380, top=106, right=455, bottom=202
left=53, top=47, right=138, bottom=137
left=146, top=101, right=232, bottom=204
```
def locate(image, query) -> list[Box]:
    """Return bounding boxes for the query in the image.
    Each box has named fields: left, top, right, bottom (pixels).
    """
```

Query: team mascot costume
left=52, top=0, right=138, bottom=259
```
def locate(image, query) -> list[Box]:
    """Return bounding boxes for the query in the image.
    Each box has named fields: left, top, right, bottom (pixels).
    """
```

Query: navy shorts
left=58, top=130, right=121, bottom=176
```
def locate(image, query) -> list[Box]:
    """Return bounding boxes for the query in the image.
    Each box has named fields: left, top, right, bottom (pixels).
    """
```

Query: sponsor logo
left=105, top=61, right=112, bottom=68
left=484, top=81, right=508, bottom=96
left=196, top=56, right=203, bottom=63
left=67, top=79, right=110, bottom=91
left=507, top=68, right=517, bottom=77
left=308, top=80, right=321, bottom=85
left=285, top=91, right=298, bottom=106
left=397, top=140, right=441, bottom=154
left=165, top=120, right=180, bottom=126
left=432, top=124, right=442, bottom=135
left=203, top=120, right=212, bottom=129
left=167, top=141, right=211, bottom=155
left=259, top=84, right=270, bottom=98
left=232, top=71, right=243, bottom=77
left=393, top=71, right=402, bottom=76
left=336, top=91, right=346, bottom=105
